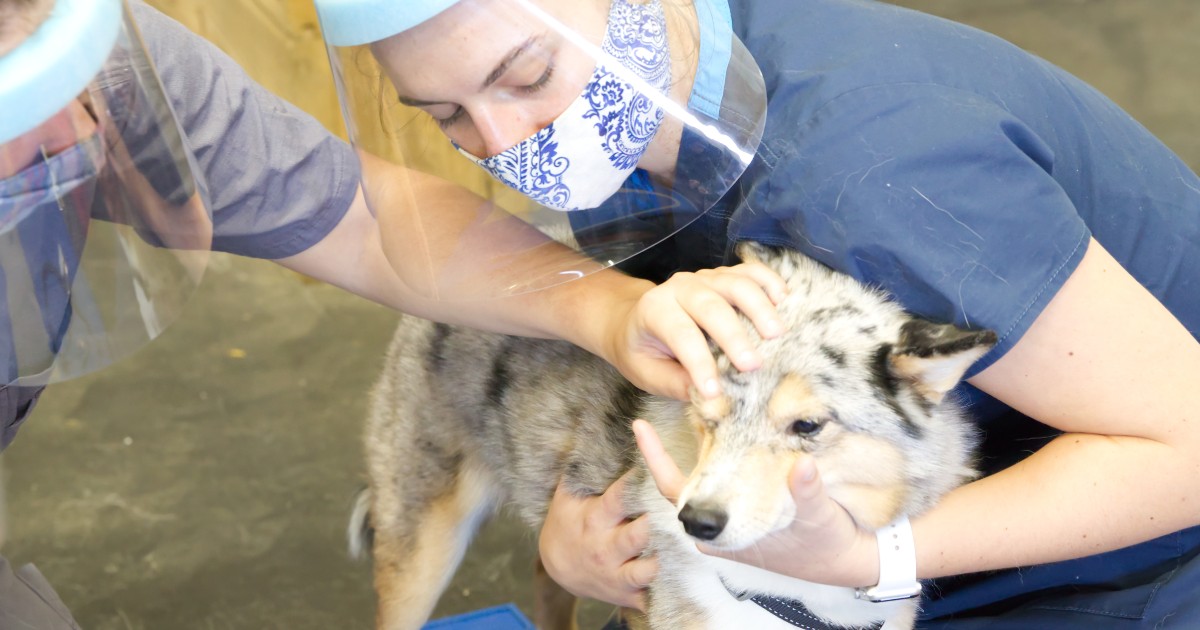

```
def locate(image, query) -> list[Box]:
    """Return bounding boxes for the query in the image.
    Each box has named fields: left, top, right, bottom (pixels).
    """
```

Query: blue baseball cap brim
left=314, top=0, right=460, bottom=47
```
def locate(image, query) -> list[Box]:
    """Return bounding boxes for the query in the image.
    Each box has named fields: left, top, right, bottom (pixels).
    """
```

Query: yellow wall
left=146, top=0, right=345, bottom=136
left=144, top=0, right=525, bottom=209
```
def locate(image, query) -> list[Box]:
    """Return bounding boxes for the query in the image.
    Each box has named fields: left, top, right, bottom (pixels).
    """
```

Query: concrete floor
left=3, top=1, right=1198, bottom=629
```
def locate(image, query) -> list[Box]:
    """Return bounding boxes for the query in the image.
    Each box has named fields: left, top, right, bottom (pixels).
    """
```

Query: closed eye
left=426, top=63, right=553, bottom=129
left=433, top=106, right=466, bottom=129
left=520, top=64, right=555, bottom=94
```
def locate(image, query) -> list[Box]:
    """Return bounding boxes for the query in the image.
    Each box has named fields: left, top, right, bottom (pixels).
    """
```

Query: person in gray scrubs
left=0, top=1, right=788, bottom=626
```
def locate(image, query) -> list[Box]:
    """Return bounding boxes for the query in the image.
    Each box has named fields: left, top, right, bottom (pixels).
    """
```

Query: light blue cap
left=314, top=0, right=460, bottom=47
left=0, top=0, right=122, bottom=145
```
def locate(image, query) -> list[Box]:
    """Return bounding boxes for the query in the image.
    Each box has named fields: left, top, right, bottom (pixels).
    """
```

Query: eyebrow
left=483, top=35, right=540, bottom=89
left=396, top=36, right=542, bottom=108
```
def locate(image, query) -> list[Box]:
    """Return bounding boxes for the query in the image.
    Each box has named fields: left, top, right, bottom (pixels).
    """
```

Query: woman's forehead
left=375, top=0, right=607, bottom=94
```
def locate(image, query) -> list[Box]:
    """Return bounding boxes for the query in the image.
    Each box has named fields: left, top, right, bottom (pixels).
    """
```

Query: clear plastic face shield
left=316, top=0, right=766, bottom=299
left=0, top=0, right=212, bottom=386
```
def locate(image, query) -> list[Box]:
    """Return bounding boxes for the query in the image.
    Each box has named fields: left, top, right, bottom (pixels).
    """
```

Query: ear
left=889, top=319, right=998, bottom=404
left=734, top=241, right=800, bottom=278
left=734, top=241, right=777, bottom=266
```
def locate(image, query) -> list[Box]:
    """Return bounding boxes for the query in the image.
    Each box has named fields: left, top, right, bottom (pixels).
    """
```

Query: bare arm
left=913, top=237, right=1200, bottom=578
left=275, top=156, right=787, bottom=400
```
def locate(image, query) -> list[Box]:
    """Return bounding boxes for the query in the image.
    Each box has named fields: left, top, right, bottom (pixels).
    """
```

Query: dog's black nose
left=679, top=503, right=728, bottom=541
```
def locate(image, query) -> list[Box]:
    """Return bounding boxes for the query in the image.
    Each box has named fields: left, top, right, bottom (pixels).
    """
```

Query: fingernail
left=799, top=457, right=817, bottom=482
left=737, top=350, right=760, bottom=369
left=765, top=319, right=785, bottom=338
left=703, top=379, right=721, bottom=397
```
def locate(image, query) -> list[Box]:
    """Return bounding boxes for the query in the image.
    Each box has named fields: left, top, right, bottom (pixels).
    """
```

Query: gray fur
left=358, top=244, right=993, bottom=630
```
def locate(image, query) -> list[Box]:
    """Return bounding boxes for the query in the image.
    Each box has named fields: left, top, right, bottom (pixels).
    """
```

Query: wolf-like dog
left=350, top=243, right=995, bottom=630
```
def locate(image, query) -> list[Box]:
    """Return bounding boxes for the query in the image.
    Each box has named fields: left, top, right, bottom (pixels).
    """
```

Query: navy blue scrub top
left=588, top=0, right=1200, bottom=621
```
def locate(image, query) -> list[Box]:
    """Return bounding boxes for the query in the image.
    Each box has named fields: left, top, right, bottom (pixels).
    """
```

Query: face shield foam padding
left=0, top=0, right=213, bottom=385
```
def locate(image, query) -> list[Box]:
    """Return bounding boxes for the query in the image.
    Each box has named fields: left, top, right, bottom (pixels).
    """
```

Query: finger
left=613, top=513, right=652, bottom=559
left=633, top=420, right=687, bottom=501
left=719, top=276, right=786, bottom=340
left=729, top=260, right=790, bottom=305
left=639, top=360, right=695, bottom=402
left=620, top=555, right=659, bottom=592
left=675, top=291, right=761, bottom=372
left=641, top=301, right=723, bottom=398
left=788, top=455, right=845, bottom=528
left=790, top=454, right=824, bottom=503
left=597, top=469, right=639, bottom=523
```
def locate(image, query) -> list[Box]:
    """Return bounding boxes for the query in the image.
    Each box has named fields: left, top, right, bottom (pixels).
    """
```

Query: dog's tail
left=347, top=486, right=374, bottom=561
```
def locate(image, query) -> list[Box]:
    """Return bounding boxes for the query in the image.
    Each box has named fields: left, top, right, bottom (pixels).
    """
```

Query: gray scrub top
left=131, top=1, right=359, bottom=259
left=1, top=3, right=361, bottom=449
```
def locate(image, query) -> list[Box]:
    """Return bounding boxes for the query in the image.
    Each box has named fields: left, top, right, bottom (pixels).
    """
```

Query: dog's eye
left=788, top=419, right=823, bottom=436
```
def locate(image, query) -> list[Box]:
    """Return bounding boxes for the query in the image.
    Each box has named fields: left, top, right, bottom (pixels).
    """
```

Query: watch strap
left=855, top=517, right=922, bottom=602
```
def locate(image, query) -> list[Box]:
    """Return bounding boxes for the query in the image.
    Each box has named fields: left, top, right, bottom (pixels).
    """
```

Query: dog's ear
left=735, top=241, right=775, bottom=265
left=734, top=241, right=799, bottom=278
left=889, top=320, right=998, bottom=404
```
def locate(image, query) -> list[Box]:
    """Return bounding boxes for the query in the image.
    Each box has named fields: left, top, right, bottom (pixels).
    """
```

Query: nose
left=470, top=103, right=543, bottom=158
left=678, top=503, right=728, bottom=541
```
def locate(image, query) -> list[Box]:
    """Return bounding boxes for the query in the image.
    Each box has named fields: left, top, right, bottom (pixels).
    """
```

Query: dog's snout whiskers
left=679, top=503, right=729, bottom=541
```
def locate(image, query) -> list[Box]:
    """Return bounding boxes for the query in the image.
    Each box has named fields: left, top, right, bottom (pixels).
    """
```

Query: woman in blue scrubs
left=316, top=0, right=1200, bottom=627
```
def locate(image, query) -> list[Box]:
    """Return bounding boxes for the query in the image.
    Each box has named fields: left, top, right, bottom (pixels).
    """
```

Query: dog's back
left=356, top=244, right=992, bottom=630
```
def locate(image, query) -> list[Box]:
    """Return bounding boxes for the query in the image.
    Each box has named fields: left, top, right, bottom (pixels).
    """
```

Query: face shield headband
left=0, top=0, right=213, bottom=385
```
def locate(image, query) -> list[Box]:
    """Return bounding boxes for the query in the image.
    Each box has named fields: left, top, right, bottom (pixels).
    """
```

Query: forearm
left=911, top=239, right=1200, bottom=581
left=358, top=151, right=655, bottom=357
left=913, top=432, right=1200, bottom=580
left=278, top=184, right=653, bottom=363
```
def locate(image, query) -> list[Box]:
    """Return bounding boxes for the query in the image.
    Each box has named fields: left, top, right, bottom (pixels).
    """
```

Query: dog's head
left=674, top=243, right=995, bottom=550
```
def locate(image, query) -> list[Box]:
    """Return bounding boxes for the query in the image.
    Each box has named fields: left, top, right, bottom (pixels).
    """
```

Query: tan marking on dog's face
left=816, top=431, right=908, bottom=529
left=678, top=424, right=717, bottom=506
left=768, top=374, right=829, bottom=430
left=679, top=434, right=801, bottom=549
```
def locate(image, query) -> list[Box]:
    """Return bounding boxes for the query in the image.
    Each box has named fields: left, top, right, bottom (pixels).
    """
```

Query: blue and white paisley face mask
left=0, top=134, right=104, bottom=237
left=458, top=0, right=672, bottom=211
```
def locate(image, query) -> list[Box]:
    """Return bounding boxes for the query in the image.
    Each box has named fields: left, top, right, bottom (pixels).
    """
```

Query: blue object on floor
left=422, top=604, right=534, bottom=630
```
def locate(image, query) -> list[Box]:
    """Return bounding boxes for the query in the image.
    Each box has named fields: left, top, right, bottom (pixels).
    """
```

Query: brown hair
left=0, top=0, right=54, bottom=56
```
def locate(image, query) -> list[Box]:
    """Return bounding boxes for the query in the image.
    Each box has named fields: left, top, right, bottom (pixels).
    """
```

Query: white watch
left=854, top=517, right=922, bottom=603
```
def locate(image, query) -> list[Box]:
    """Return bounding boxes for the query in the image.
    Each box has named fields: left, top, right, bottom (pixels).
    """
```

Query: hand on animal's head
left=603, top=261, right=788, bottom=402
